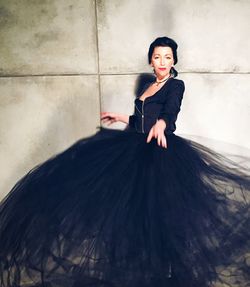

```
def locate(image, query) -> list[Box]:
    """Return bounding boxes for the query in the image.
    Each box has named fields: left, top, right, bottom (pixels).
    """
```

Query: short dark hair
left=148, top=36, right=179, bottom=77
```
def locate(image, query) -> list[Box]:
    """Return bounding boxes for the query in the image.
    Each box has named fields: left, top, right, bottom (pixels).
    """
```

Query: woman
left=101, top=41, right=180, bottom=148
left=0, top=37, right=249, bottom=287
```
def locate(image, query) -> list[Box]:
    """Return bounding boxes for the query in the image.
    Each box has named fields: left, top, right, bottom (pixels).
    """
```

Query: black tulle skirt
left=0, top=127, right=250, bottom=287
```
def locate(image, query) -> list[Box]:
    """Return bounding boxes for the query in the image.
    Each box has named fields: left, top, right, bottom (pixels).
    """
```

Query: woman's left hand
left=146, top=119, right=167, bottom=149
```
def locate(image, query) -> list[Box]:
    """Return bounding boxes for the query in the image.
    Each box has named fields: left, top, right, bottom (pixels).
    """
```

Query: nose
left=160, top=57, right=165, bottom=66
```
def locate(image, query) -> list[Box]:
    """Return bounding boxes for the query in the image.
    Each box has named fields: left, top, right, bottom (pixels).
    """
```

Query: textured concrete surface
left=97, top=0, right=250, bottom=73
left=177, top=73, right=250, bottom=148
left=0, top=75, right=99, bottom=198
left=100, top=74, right=137, bottom=130
left=0, top=0, right=97, bottom=75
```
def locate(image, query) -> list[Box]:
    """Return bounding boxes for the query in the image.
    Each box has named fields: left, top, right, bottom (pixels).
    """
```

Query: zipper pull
left=168, top=263, right=172, bottom=278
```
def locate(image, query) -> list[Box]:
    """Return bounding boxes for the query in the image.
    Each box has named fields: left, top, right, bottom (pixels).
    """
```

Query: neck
left=156, top=74, right=171, bottom=82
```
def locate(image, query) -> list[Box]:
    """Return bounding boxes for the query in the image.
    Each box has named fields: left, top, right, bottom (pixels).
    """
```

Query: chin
left=157, top=71, right=169, bottom=78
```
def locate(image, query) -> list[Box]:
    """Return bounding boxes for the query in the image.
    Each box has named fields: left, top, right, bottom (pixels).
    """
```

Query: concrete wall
left=1, top=0, right=250, bottom=199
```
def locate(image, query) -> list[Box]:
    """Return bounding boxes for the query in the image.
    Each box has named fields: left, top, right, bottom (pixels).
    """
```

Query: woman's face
left=150, top=46, right=174, bottom=78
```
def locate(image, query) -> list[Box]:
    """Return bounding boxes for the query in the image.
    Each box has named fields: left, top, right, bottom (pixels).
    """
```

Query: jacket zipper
left=135, top=100, right=145, bottom=133
left=142, top=100, right=145, bottom=133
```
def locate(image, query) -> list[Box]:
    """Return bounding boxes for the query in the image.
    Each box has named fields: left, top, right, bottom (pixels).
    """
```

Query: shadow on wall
left=134, top=73, right=155, bottom=97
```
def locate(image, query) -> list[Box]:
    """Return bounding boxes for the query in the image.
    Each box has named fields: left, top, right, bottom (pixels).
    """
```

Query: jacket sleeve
left=128, top=114, right=136, bottom=128
left=157, top=80, right=185, bottom=128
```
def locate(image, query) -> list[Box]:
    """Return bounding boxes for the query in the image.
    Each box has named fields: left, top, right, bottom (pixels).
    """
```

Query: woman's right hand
left=101, top=112, right=129, bottom=125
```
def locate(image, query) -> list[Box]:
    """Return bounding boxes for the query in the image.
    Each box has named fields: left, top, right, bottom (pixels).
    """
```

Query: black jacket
left=128, top=77, right=185, bottom=135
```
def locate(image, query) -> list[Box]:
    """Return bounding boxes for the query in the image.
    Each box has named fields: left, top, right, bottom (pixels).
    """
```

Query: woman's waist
left=134, top=116, right=175, bottom=135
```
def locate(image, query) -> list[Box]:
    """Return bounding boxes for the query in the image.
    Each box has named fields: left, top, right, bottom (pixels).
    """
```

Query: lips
left=159, top=68, right=166, bottom=71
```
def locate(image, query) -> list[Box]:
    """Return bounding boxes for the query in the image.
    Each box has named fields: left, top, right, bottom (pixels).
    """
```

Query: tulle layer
left=0, top=127, right=250, bottom=287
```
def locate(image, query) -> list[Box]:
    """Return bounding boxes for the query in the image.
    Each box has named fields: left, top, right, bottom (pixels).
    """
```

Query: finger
left=108, top=118, right=117, bottom=125
left=157, top=133, right=161, bottom=146
left=147, top=128, right=154, bottom=143
left=104, top=119, right=112, bottom=125
left=148, top=128, right=157, bottom=143
left=101, top=112, right=115, bottom=120
left=158, top=133, right=164, bottom=147
left=101, top=115, right=110, bottom=120
left=156, top=130, right=163, bottom=146
left=157, top=133, right=166, bottom=149
left=107, top=119, right=114, bottom=126
left=101, top=116, right=109, bottom=121
left=162, top=135, right=167, bottom=149
left=102, top=117, right=112, bottom=123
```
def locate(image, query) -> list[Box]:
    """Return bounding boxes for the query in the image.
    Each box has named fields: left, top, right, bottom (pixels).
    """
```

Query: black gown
left=0, top=76, right=250, bottom=287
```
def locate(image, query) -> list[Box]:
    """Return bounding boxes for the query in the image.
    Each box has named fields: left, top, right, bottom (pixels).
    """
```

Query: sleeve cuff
left=157, top=115, right=169, bottom=128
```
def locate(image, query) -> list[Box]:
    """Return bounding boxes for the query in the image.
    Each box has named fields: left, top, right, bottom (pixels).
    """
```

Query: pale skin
left=100, top=46, right=175, bottom=149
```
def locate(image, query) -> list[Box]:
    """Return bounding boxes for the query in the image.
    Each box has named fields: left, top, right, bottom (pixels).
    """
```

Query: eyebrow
left=154, top=54, right=172, bottom=56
